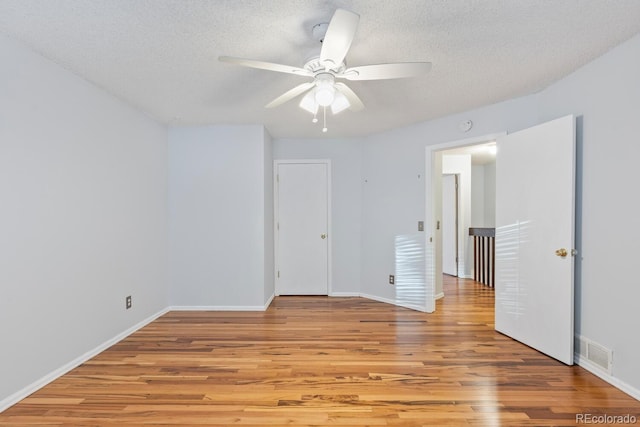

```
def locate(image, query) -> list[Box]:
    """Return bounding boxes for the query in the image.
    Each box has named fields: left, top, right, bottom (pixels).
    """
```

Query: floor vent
left=576, top=335, right=612, bottom=374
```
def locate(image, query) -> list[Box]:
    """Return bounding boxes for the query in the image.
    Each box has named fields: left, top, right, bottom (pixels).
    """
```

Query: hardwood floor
left=1, top=276, right=638, bottom=426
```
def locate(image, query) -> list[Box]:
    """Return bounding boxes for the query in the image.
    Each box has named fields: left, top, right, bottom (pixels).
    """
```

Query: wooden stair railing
left=469, top=227, right=495, bottom=287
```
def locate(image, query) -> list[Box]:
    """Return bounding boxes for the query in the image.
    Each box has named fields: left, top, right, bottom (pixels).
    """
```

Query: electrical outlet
left=389, top=275, right=395, bottom=285
left=125, top=295, right=132, bottom=310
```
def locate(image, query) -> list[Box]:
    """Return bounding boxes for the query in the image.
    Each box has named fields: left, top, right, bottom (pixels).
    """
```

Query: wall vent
left=575, top=335, right=612, bottom=374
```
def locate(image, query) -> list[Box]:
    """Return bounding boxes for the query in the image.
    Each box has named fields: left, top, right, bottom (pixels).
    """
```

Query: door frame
left=425, top=132, right=506, bottom=311
left=273, top=159, right=332, bottom=296
left=442, top=173, right=459, bottom=278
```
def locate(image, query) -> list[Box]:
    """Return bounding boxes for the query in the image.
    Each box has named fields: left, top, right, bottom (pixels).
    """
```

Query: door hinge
left=277, top=271, right=280, bottom=278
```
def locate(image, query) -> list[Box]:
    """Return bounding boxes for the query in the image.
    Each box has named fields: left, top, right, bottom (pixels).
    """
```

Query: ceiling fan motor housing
left=303, top=55, right=345, bottom=74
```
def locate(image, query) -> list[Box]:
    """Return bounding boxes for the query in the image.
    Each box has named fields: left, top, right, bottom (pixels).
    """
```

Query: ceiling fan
left=219, top=9, right=431, bottom=131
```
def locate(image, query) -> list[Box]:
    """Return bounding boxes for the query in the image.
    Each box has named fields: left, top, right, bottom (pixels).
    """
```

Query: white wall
left=443, top=155, right=472, bottom=278
left=483, top=161, right=496, bottom=227
left=273, top=137, right=363, bottom=295
left=471, top=161, right=496, bottom=228
left=536, top=33, right=640, bottom=393
left=0, top=34, right=169, bottom=406
left=360, top=97, right=539, bottom=305
left=168, top=125, right=272, bottom=308
left=471, top=165, right=486, bottom=227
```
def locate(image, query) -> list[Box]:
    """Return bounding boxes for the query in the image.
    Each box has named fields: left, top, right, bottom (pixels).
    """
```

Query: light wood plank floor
left=1, top=276, right=638, bottom=426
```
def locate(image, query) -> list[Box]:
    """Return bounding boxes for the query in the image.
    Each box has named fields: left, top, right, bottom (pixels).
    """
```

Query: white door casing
left=495, top=115, right=575, bottom=365
left=274, top=160, right=330, bottom=295
left=442, top=174, right=458, bottom=276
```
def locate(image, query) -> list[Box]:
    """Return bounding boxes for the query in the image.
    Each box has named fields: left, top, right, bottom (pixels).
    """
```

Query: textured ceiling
left=2, top=0, right=640, bottom=139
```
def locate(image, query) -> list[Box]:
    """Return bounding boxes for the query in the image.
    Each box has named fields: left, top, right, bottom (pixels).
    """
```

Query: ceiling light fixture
left=298, top=73, right=350, bottom=132
left=314, top=73, right=336, bottom=106
left=330, top=91, right=350, bottom=114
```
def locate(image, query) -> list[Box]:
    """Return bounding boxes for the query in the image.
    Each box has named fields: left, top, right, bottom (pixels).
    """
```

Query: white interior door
left=442, top=174, right=458, bottom=276
left=275, top=161, right=329, bottom=295
left=495, top=115, right=575, bottom=365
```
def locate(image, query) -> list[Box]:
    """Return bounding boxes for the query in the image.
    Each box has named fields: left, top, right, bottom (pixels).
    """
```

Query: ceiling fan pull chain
left=322, top=106, right=328, bottom=133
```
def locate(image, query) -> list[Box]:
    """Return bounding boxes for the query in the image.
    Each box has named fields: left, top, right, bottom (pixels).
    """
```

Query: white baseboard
left=271, top=291, right=430, bottom=313
left=358, top=293, right=428, bottom=312
left=393, top=300, right=429, bottom=312
left=435, top=292, right=445, bottom=300
left=330, top=292, right=360, bottom=297
left=172, top=294, right=275, bottom=312
left=264, top=293, right=275, bottom=309
left=0, top=307, right=169, bottom=413
left=170, top=302, right=272, bottom=312
left=575, top=353, right=640, bottom=401
left=359, top=292, right=395, bottom=306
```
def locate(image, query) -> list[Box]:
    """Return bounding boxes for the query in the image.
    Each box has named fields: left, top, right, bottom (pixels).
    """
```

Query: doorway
left=423, top=132, right=504, bottom=312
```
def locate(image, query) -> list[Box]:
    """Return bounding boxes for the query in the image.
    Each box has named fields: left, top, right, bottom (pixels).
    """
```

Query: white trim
left=0, top=307, right=169, bottom=413
left=170, top=294, right=274, bottom=311
left=359, top=293, right=428, bottom=313
left=171, top=305, right=269, bottom=312
left=359, top=292, right=396, bottom=306
left=575, top=354, right=640, bottom=401
left=273, top=159, right=332, bottom=297
left=264, top=293, right=275, bottom=309
left=394, top=301, right=428, bottom=312
left=435, top=292, right=445, bottom=300
left=429, top=132, right=507, bottom=152
left=330, top=292, right=360, bottom=297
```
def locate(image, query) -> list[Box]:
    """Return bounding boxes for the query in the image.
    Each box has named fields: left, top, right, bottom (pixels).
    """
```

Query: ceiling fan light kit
left=314, top=73, right=336, bottom=106
left=219, top=8, right=432, bottom=133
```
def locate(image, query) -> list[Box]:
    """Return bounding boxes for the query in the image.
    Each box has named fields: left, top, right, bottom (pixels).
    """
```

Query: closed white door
left=442, top=174, right=458, bottom=276
left=275, top=161, right=329, bottom=295
left=495, top=115, right=575, bottom=365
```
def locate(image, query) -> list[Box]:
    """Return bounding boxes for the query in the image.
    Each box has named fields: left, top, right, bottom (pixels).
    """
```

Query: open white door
left=495, top=115, right=575, bottom=365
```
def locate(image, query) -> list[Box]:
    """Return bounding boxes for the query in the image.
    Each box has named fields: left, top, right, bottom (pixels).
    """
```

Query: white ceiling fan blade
left=265, top=82, right=315, bottom=108
left=334, top=82, right=364, bottom=112
left=320, top=9, right=360, bottom=70
left=219, top=56, right=312, bottom=77
left=340, top=62, right=432, bottom=81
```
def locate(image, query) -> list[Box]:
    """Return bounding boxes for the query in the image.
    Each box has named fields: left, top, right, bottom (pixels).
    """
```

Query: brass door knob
left=321, top=233, right=327, bottom=239
left=555, top=248, right=568, bottom=257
